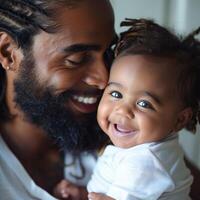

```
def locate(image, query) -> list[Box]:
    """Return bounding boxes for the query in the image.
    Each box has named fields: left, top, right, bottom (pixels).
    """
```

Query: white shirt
left=64, top=151, right=97, bottom=186
left=0, top=135, right=57, bottom=200
left=87, top=134, right=193, bottom=200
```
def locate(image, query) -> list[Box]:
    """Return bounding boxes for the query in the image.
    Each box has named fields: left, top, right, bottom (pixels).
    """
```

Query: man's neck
left=0, top=116, right=64, bottom=193
left=1, top=116, right=51, bottom=159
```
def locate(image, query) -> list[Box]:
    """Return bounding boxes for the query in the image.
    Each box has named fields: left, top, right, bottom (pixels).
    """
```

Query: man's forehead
left=48, top=2, right=115, bottom=43
left=31, top=0, right=115, bottom=54
left=52, top=0, right=113, bottom=23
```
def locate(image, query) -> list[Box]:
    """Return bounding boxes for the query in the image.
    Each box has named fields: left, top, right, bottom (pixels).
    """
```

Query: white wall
left=168, top=0, right=200, bottom=35
left=110, top=0, right=200, bottom=168
left=111, top=0, right=169, bottom=33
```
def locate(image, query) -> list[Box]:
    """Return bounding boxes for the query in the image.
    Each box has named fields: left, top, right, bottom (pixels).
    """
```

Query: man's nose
left=82, top=61, right=109, bottom=89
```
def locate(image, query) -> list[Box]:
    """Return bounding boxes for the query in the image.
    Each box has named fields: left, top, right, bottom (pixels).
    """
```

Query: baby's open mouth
left=115, top=124, right=133, bottom=133
left=113, top=124, right=137, bottom=137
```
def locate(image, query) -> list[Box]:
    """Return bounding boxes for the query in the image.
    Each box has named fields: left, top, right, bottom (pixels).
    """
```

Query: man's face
left=13, top=0, right=115, bottom=151
left=32, top=0, right=115, bottom=117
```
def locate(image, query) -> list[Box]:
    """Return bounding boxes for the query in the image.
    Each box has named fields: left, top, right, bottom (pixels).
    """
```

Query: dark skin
left=0, top=0, right=115, bottom=197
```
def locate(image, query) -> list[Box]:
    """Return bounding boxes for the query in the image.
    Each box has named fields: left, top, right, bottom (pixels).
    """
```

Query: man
left=0, top=0, right=115, bottom=199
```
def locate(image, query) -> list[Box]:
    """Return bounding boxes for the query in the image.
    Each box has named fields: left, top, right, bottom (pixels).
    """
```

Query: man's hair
left=0, top=0, right=84, bottom=48
left=115, top=18, right=200, bottom=132
left=0, top=0, right=83, bottom=121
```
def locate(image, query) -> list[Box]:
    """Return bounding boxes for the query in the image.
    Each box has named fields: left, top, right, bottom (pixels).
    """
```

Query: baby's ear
left=174, top=107, right=193, bottom=132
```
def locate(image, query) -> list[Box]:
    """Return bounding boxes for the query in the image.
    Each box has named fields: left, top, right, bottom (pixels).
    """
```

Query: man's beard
left=13, top=52, right=108, bottom=152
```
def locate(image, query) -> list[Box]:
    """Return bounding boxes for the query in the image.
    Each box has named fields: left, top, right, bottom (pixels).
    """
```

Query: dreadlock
left=115, top=18, right=200, bottom=133
left=0, top=0, right=84, bottom=121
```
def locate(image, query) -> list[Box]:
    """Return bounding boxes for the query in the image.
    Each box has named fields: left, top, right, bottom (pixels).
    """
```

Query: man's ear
left=174, top=107, right=193, bottom=132
left=0, top=32, right=22, bottom=71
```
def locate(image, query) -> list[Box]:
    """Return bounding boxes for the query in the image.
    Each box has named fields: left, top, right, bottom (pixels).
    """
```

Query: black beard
left=13, top=52, right=108, bottom=153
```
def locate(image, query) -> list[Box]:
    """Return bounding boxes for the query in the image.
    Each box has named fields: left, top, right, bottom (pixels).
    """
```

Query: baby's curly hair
left=115, top=18, right=200, bottom=133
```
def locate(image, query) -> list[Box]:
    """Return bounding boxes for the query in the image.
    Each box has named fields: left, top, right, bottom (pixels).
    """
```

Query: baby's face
left=97, top=54, right=188, bottom=148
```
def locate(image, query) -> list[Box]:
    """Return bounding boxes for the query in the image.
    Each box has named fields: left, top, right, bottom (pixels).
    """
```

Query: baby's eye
left=110, top=91, right=123, bottom=99
left=137, top=100, right=153, bottom=109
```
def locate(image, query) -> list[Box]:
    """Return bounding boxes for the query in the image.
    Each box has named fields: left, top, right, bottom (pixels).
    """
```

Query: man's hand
left=88, top=192, right=115, bottom=200
left=53, top=179, right=88, bottom=200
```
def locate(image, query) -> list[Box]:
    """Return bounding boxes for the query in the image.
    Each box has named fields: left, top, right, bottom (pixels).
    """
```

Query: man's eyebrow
left=62, top=44, right=101, bottom=53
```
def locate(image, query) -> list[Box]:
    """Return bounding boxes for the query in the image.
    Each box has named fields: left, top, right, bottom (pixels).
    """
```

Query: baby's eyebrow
left=143, top=91, right=161, bottom=105
left=107, top=82, right=122, bottom=88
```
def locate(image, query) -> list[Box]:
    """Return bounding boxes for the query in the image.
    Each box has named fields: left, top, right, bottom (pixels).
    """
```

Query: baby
left=87, top=19, right=200, bottom=200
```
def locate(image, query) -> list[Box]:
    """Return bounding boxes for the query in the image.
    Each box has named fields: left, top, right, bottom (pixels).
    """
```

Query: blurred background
left=110, top=0, right=200, bottom=168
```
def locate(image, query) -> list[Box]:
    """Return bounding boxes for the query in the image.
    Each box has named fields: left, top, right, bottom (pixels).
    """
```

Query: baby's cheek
left=97, top=103, right=109, bottom=133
